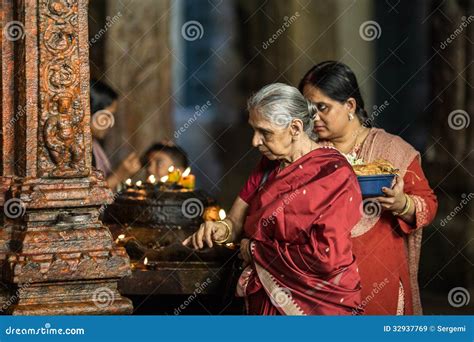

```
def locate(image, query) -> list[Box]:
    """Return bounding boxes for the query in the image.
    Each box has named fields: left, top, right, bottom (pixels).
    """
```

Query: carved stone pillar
left=0, top=0, right=132, bottom=315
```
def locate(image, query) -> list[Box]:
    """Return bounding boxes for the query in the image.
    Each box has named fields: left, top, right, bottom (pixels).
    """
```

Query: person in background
left=142, top=142, right=189, bottom=178
left=90, top=80, right=141, bottom=189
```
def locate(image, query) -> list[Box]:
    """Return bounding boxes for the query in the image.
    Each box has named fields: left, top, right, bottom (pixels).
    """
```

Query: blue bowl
left=357, top=174, right=395, bottom=198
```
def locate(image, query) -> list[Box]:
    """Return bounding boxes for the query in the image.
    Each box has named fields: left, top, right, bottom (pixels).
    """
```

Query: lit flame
left=148, top=175, right=156, bottom=184
left=182, top=167, right=191, bottom=177
left=144, top=257, right=148, bottom=265
left=117, top=234, right=125, bottom=240
left=160, top=175, right=169, bottom=183
left=168, top=165, right=175, bottom=173
left=219, top=209, right=226, bottom=220
left=135, top=180, right=143, bottom=187
left=125, top=178, right=132, bottom=186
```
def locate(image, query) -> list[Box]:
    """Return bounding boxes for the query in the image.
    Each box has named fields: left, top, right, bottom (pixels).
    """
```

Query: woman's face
left=248, top=109, right=293, bottom=160
left=302, top=85, right=351, bottom=140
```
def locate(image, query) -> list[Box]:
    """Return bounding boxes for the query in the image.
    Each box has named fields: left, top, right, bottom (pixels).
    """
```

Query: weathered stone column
left=0, top=0, right=132, bottom=315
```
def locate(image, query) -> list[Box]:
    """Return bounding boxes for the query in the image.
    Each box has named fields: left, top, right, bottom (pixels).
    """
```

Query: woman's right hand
left=182, top=220, right=230, bottom=249
left=107, top=152, right=142, bottom=189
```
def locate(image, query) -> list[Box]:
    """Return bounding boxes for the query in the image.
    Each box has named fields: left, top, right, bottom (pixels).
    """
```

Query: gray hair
left=247, top=83, right=316, bottom=138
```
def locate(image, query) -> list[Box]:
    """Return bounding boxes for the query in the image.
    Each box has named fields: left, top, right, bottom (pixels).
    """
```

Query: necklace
left=340, top=127, right=368, bottom=165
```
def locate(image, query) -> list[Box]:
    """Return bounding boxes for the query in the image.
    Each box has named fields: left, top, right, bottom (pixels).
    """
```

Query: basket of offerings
left=352, top=159, right=398, bottom=197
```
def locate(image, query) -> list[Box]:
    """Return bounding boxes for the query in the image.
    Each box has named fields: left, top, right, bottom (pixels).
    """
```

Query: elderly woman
left=239, top=62, right=438, bottom=315
left=183, top=83, right=363, bottom=315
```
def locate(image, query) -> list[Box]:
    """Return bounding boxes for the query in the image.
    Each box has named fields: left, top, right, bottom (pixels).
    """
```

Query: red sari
left=349, top=129, right=438, bottom=315
left=240, top=129, right=438, bottom=315
left=237, top=147, right=363, bottom=315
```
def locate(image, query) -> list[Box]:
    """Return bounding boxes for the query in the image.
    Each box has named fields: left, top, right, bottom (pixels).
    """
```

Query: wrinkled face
left=248, top=109, right=293, bottom=160
left=146, top=151, right=176, bottom=178
left=302, top=85, right=350, bottom=140
left=91, top=100, right=118, bottom=140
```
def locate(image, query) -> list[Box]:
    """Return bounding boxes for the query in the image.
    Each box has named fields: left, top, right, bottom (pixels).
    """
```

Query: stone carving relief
left=38, top=0, right=89, bottom=178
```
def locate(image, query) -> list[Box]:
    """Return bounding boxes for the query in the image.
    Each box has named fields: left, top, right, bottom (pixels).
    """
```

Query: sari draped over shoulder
left=351, top=128, right=438, bottom=315
left=237, top=147, right=363, bottom=315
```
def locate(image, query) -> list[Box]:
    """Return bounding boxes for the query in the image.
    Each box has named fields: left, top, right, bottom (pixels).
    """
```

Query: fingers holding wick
left=183, top=219, right=239, bottom=252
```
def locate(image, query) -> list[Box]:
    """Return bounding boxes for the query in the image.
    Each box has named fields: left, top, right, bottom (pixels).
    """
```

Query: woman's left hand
left=374, top=175, right=407, bottom=213
left=239, top=238, right=253, bottom=267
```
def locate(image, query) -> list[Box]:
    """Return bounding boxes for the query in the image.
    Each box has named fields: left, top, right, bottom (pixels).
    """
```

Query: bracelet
left=213, top=220, right=232, bottom=244
left=394, top=194, right=411, bottom=216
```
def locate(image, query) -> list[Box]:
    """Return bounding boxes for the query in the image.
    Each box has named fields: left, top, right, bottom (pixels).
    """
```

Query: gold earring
left=348, top=113, right=354, bottom=121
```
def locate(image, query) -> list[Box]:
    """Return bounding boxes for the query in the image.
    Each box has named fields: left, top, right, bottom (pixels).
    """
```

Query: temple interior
left=0, top=0, right=472, bottom=315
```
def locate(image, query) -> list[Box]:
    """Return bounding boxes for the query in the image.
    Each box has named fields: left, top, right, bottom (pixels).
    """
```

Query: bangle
left=394, top=194, right=411, bottom=216
left=213, top=220, right=232, bottom=244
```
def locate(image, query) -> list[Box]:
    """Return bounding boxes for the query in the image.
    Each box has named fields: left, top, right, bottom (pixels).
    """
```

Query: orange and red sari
left=350, top=128, right=438, bottom=315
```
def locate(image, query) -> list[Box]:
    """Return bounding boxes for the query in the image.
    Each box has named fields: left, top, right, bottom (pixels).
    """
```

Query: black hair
left=90, top=80, right=118, bottom=115
left=142, top=143, right=189, bottom=169
left=298, top=61, right=371, bottom=127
